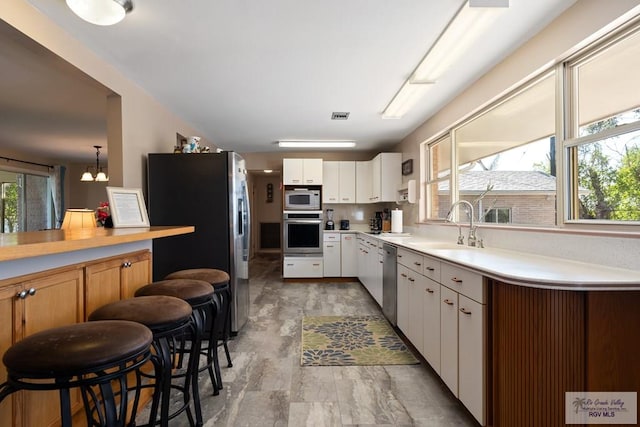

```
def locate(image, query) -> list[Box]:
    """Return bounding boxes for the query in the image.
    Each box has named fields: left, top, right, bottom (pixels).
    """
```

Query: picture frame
left=402, top=159, right=413, bottom=176
left=106, top=187, right=150, bottom=228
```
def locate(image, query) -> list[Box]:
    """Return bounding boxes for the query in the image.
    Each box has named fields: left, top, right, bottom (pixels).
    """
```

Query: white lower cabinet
left=440, top=285, right=459, bottom=397
left=396, top=264, right=410, bottom=333
left=283, top=256, right=323, bottom=278
left=340, top=233, right=358, bottom=277
left=323, top=241, right=341, bottom=277
left=458, top=294, right=486, bottom=425
left=421, top=279, right=441, bottom=375
left=357, top=235, right=382, bottom=306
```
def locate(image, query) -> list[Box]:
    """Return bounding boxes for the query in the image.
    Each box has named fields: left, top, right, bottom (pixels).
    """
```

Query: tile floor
left=162, top=254, right=479, bottom=426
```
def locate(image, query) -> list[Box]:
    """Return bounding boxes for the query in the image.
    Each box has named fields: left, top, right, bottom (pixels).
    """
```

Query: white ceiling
left=1, top=0, right=577, bottom=162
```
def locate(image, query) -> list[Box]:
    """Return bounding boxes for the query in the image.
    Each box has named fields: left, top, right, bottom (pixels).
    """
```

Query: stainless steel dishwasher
left=382, top=243, right=397, bottom=326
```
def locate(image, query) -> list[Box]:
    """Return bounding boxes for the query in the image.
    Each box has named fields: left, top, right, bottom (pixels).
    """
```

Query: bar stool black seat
left=0, top=320, right=152, bottom=427
left=88, top=296, right=197, bottom=427
left=164, top=269, right=232, bottom=392
left=134, top=279, right=219, bottom=395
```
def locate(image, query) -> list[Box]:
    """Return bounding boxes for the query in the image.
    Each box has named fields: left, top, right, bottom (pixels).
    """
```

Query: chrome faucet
left=446, top=200, right=478, bottom=247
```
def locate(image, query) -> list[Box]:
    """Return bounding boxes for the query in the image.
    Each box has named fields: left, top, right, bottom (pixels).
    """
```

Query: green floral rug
left=301, top=315, right=419, bottom=366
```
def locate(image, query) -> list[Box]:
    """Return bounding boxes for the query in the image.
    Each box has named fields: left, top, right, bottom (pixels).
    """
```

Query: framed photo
left=402, top=159, right=413, bottom=176
left=106, top=187, right=150, bottom=228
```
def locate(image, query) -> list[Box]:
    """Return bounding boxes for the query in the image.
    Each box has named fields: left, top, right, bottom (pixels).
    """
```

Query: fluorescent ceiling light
left=381, top=0, right=507, bottom=119
left=382, top=81, right=435, bottom=119
left=278, top=140, right=356, bottom=148
left=66, top=0, right=133, bottom=26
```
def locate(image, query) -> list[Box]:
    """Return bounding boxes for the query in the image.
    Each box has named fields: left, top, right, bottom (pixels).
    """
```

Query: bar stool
left=88, top=296, right=197, bottom=427
left=165, top=268, right=233, bottom=392
left=134, top=279, right=218, bottom=395
left=0, top=320, right=152, bottom=427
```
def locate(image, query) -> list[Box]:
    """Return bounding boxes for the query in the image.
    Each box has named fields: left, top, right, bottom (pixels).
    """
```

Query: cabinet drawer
left=397, top=248, right=423, bottom=274
left=441, top=263, right=486, bottom=304
left=422, top=254, right=441, bottom=283
left=324, top=232, right=340, bottom=242
left=283, top=257, right=323, bottom=278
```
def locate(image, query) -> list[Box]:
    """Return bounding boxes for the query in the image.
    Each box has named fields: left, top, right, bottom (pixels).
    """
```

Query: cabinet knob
left=28, top=288, right=36, bottom=296
left=414, top=262, right=421, bottom=266
left=460, top=307, right=472, bottom=315
left=400, top=273, right=407, bottom=278
left=426, top=267, right=435, bottom=271
left=450, top=277, right=463, bottom=283
left=425, top=288, right=434, bottom=294
left=443, top=299, right=454, bottom=306
left=408, top=277, right=415, bottom=282
left=16, top=290, right=28, bottom=299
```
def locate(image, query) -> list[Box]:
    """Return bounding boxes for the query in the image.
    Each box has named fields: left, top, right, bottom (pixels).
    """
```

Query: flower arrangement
left=96, top=201, right=111, bottom=227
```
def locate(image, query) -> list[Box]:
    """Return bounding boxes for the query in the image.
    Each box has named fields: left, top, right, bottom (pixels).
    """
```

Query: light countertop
left=358, top=232, right=640, bottom=291
left=0, top=226, right=195, bottom=262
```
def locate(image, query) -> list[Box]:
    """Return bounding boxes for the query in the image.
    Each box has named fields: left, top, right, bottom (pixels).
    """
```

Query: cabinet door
left=303, top=159, right=323, bottom=184
left=379, top=153, right=402, bottom=202
left=338, top=161, right=356, bottom=203
left=422, top=279, right=441, bottom=374
left=323, top=241, right=341, bottom=277
left=458, top=295, right=485, bottom=426
left=356, top=161, right=372, bottom=203
left=283, top=158, right=303, bottom=185
left=371, top=154, right=382, bottom=202
left=85, top=258, right=123, bottom=319
left=0, top=285, right=19, bottom=427
left=357, top=241, right=368, bottom=284
left=22, top=268, right=84, bottom=427
left=121, top=252, right=152, bottom=299
left=322, top=161, right=340, bottom=203
left=340, top=234, right=358, bottom=277
left=408, top=273, right=425, bottom=354
left=440, top=286, right=459, bottom=397
left=396, top=264, right=410, bottom=335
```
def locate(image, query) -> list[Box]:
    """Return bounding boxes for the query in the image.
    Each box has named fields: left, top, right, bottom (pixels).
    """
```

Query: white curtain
left=50, top=165, right=66, bottom=228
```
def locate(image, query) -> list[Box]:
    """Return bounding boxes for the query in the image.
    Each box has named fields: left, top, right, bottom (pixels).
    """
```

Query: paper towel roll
left=391, top=209, right=403, bottom=233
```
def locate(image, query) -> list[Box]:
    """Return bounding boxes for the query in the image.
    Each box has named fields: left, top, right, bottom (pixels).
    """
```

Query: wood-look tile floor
left=161, top=254, right=479, bottom=426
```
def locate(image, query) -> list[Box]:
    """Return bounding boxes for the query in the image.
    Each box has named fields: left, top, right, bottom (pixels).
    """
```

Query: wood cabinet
left=0, top=267, right=84, bottom=427
left=322, top=161, right=356, bottom=204
left=84, top=250, right=151, bottom=319
left=283, top=158, right=323, bottom=185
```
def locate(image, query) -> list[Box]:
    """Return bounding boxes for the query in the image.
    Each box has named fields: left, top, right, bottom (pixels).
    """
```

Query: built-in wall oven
left=283, top=211, right=323, bottom=255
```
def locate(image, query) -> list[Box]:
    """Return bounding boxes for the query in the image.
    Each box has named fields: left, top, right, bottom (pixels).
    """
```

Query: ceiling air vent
left=331, top=112, right=350, bottom=120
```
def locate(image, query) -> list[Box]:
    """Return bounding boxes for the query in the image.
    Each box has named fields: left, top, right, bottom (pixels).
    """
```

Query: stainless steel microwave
left=284, top=189, right=321, bottom=210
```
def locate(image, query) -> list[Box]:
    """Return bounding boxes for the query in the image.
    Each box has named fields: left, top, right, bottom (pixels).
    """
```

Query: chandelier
left=81, top=146, right=109, bottom=182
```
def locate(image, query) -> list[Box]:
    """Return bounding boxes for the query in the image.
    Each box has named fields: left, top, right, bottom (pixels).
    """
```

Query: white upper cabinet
left=372, top=153, right=402, bottom=202
left=355, top=153, right=401, bottom=203
left=323, top=161, right=356, bottom=204
left=283, top=158, right=323, bottom=185
left=356, top=160, right=372, bottom=203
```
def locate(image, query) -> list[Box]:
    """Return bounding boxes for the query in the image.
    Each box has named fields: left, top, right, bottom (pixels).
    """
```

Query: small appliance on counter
left=325, top=209, right=335, bottom=230
left=369, top=211, right=383, bottom=234
left=382, top=208, right=391, bottom=232
left=340, top=219, right=350, bottom=230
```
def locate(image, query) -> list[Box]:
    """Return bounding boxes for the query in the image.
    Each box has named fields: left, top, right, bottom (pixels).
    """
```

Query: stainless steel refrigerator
left=147, top=152, right=250, bottom=333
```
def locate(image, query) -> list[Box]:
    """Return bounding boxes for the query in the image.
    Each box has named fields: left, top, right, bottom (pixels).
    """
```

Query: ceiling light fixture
left=277, top=140, right=356, bottom=148
left=382, top=0, right=508, bottom=119
left=66, top=0, right=133, bottom=26
left=81, top=145, right=109, bottom=182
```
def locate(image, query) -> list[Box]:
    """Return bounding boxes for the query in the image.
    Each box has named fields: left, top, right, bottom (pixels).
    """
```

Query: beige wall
left=394, top=0, right=640, bottom=227
left=2, top=0, right=211, bottom=191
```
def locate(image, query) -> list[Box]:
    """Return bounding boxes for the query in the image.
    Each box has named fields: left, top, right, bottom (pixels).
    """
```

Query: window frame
left=420, top=16, right=640, bottom=231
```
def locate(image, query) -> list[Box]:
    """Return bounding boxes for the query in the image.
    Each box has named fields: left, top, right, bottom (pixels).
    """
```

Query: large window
left=423, top=17, right=640, bottom=228
left=567, top=24, right=640, bottom=222
left=0, top=170, right=53, bottom=232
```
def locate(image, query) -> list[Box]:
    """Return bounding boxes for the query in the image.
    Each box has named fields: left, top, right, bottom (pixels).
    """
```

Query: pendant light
left=81, top=146, right=109, bottom=182
left=66, top=0, right=133, bottom=26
